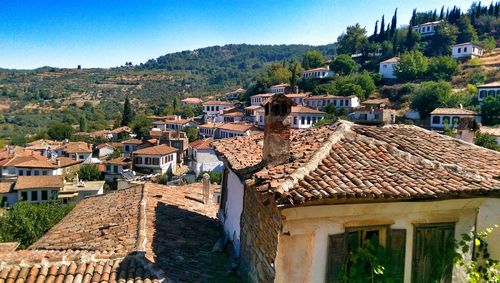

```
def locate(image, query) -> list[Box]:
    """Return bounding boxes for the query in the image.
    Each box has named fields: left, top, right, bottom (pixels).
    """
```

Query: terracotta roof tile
left=56, top=142, right=92, bottom=154
left=181, top=97, right=203, bottom=103
left=217, top=123, right=254, bottom=133
left=0, top=182, right=14, bottom=194
left=56, top=157, right=83, bottom=167
left=110, top=126, right=132, bottom=134
left=15, top=176, right=64, bottom=190
left=202, top=100, right=233, bottom=106
left=430, top=108, right=477, bottom=116
left=104, top=157, right=132, bottom=166
left=132, top=144, right=177, bottom=156
left=214, top=121, right=500, bottom=206
left=189, top=138, right=214, bottom=150
left=291, top=106, right=325, bottom=114
left=122, top=138, right=143, bottom=145
left=380, top=57, right=400, bottom=63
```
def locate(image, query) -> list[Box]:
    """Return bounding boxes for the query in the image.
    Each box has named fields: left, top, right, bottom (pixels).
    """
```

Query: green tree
left=79, top=115, right=87, bottom=132
left=47, top=121, right=74, bottom=141
left=130, top=115, right=152, bottom=139
left=182, top=126, right=199, bottom=142
left=469, top=71, right=487, bottom=85
left=330, top=54, right=357, bottom=75
left=336, top=83, right=365, bottom=99
left=456, top=16, right=478, bottom=43
left=428, top=56, right=459, bottom=81
left=78, top=165, right=102, bottom=181
left=121, top=97, right=134, bottom=126
left=427, top=22, right=458, bottom=56
left=394, top=51, right=429, bottom=82
left=266, top=63, right=292, bottom=85
left=302, top=50, right=324, bottom=69
left=404, top=26, right=420, bottom=51
left=410, top=81, right=452, bottom=118
left=481, top=96, right=500, bottom=125
left=337, top=23, right=368, bottom=55
left=0, top=201, right=74, bottom=249
left=288, top=60, right=303, bottom=88
left=312, top=83, right=337, bottom=96
left=475, top=132, right=499, bottom=151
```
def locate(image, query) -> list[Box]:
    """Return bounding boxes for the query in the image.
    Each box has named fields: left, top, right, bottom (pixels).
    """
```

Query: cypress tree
left=439, top=6, right=445, bottom=19
left=379, top=15, right=386, bottom=42
left=432, top=9, right=437, bottom=21
left=410, top=9, right=417, bottom=26
left=495, top=3, right=499, bottom=17
left=79, top=115, right=87, bottom=132
left=390, top=9, right=397, bottom=38
left=373, top=20, right=379, bottom=40
left=121, top=97, right=133, bottom=126
left=489, top=2, right=495, bottom=15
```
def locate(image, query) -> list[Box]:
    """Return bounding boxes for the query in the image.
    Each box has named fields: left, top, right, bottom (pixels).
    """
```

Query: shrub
left=428, top=56, right=459, bottom=81
left=78, top=165, right=102, bottom=181
left=197, top=171, right=222, bottom=184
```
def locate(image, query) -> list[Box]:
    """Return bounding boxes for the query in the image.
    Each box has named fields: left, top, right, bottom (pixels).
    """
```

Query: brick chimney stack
left=261, top=93, right=296, bottom=167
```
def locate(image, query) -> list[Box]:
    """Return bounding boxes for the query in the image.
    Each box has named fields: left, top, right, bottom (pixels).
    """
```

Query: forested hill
left=137, top=43, right=336, bottom=88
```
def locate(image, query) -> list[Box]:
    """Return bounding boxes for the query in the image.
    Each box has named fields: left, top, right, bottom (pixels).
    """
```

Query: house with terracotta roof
left=14, top=175, right=64, bottom=203
left=225, top=88, right=246, bottom=100
left=452, top=42, right=484, bottom=60
left=250, top=93, right=273, bottom=106
left=132, top=144, right=177, bottom=174
left=220, top=108, right=245, bottom=123
left=290, top=106, right=325, bottom=129
left=202, top=100, right=233, bottom=120
left=244, top=105, right=263, bottom=122
left=477, top=81, right=500, bottom=102
left=152, top=117, right=196, bottom=131
left=96, top=143, right=116, bottom=158
left=412, top=20, right=441, bottom=36
left=0, top=182, right=231, bottom=282
left=213, top=95, right=500, bottom=282
left=103, top=156, right=132, bottom=182
left=269, top=83, right=291, bottom=94
left=188, top=138, right=223, bottom=175
left=199, top=122, right=220, bottom=137
left=430, top=107, right=480, bottom=130
left=55, top=141, right=93, bottom=162
left=302, top=66, right=334, bottom=79
left=285, top=93, right=309, bottom=105
left=215, top=123, right=255, bottom=139
left=122, top=138, right=142, bottom=158
left=180, top=97, right=203, bottom=107
left=109, top=126, right=133, bottom=141
left=304, top=94, right=360, bottom=111
left=349, top=98, right=396, bottom=125
left=148, top=130, right=190, bottom=163
left=379, top=57, right=399, bottom=79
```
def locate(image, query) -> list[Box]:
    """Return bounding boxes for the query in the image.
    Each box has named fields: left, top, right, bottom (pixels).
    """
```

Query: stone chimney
left=261, top=93, right=296, bottom=167
left=202, top=173, right=210, bottom=204
left=456, top=117, right=479, bottom=143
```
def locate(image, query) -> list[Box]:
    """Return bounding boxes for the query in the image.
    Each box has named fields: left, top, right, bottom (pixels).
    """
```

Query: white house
left=103, top=157, right=132, bottom=182
left=188, top=138, right=224, bottom=176
left=95, top=143, right=115, bottom=159
left=480, top=126, right=500, bottom=145
left=132, top=144, right=177, bottom=174
left=290, top=106, right=325, bottom=129
left=0, top=182, right=16, bottom=207
left=452, top=42, right=484, bottom=60
left=225, top=88, right=245, bottom=100
left=202, top=101, right=234, bottom=120
left=55, top=142, right=93, bottom=162
left=14, top=175, right=64, bottom=203
left=244, top=105, right=263, bottom=122
left=180, top=97, right=202, bottom=107
left=285, top=93, right=308, bottom=105
left=302, top=66, right=334, bottom=79
left=304, top=95, right=360, bottom=111
left=199, top=123, right=220, bottom=138
left=255, top=108, right=265, bottom=129
left=349, top=98, right=395, bottom=125
left=58, top=178, right=105, bottom=203
left=220, top=110, right=245, bottom=123
left=122, top=139, right=142, bottom=158
left=250, top=93, right=273, bottom=106
left=430, top=108, right=480, bottom=130
left=477, top=82, right=500, bottom=102
left=379, top=57, right=399, bottom=79
left=215, top=123, right=254, bottom=139
left=412, top=20, right=441, bottom=36
left=269, top=83, right=290, bottom=94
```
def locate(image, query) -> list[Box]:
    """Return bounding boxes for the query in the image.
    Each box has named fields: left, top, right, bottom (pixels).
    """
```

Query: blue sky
left=0, top=0, right=475, bottom=69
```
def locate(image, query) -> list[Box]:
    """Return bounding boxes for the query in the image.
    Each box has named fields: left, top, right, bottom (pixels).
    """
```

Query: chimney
left=202, top=173, right=210, bottom=204
left=293, top=85, right=299, bottom=94
left=57, top=159, right=61, bottom=167
left=262, top=93, right=296, bottom=167
left=456, top=117, right=479, bottom=144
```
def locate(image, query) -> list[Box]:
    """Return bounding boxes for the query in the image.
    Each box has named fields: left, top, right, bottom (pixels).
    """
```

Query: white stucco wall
left=379, top=62, right=398, bottom=79
left=193, top=149, right=223, bottom=175
left=223, top=168, right=245, bottom=255
left=275, top=198, right=499, bottom=283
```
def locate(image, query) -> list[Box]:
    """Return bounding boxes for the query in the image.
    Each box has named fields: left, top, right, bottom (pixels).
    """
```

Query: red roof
left=133, top=144, right=177, bottom=156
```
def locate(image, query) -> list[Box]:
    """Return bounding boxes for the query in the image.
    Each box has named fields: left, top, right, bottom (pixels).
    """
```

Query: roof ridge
left=135, top=184, right=148, bottom=252
left=276, top=121, right=353, bottom=194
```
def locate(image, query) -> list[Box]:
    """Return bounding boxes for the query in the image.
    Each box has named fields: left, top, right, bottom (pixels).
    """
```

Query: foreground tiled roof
left=2, top=182, right=231, bottom=282
left=15, top=176, right=64, bottom=190
left=213, top=121, right=500, bottom=206
left=430, top=108, right=477, bottom=116
left=133, top=144, right=177, bottom=156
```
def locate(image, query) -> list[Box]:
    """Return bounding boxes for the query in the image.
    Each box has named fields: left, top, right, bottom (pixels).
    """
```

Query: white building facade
left=379, top=57, right=399, bottom=79
left=452, top=42, right=484, bottom=59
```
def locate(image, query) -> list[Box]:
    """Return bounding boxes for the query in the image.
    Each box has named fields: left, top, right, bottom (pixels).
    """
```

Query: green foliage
left=78, top=165, right=102, bottom=181
left=480, top=96, right=500, bottom=125
left=394, top=51, right=429, bottom=82
left=302, top=50, right=325, bottom=69
left=155, top=172, right=172, bottom=185
left=79, top=115, right=87, bottom=132
left=130, top=115, right=152, bottom=139
left=337, top=23, right=368, bottom=55
left=480, top=36, right=497, bottom=52
left=183, top=126, right=199, bottom=142
left=475, top=132, right=500, bottom=151
left=109, top=148, right=122, bottom=159
left=312, top=83, right=337, bottom=96
left=121, top=97, right=134, bottom=126
left=197, top=171, right=222, bottom=184
left=427, top=22, right=459, bottom=56
left=454, top=226, right=500, bottom=283
left=469, top=71, right=487, bottom=85
left=330, top=54, right=357, bottom=75
left=336, top=83, right=365, bottom=99
left=0, top=201, right=74, bottom=249
left=410, top=81, right=452, bottom=118
left=428, top=56, right=459, bottom=81
left=457, top=16, right=478, bottom=43
left=47, top=121, right=75, bottom=141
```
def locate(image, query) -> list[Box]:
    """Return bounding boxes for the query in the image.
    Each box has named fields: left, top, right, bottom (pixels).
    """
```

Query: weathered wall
left=276, top=198, right=499, bottom=283
left=222, top=169, right=244, bottom=255
left=239, top=186, right=282, bottom=283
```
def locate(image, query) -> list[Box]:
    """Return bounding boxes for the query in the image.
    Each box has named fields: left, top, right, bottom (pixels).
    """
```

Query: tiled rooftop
left=213, top=121, right=500, bottom=206
left=291, top=106, right=325, bottom=114
left=189, top=138, right=214, bottom=150
left=133, top=144, right=177, bottom=156
left=15, top=176, right=64, bottom=190
left=430, top=108, right=477, bottom=116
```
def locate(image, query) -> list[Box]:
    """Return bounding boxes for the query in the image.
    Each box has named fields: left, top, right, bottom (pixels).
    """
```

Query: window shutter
left=327, top=233, right=347, bottom=283
left=388, top=229, right=406, bottom=282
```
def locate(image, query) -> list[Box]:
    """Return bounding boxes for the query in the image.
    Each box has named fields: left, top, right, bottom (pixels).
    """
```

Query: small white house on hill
left=452, top=42, right=484, bottom=59
left=412, top=21, right=441, bottom=36
left=477, top=82, right=500, bottom=102
left=302, top=66, right=334, bottom=79
left=379, top=57, right=399, bottom=79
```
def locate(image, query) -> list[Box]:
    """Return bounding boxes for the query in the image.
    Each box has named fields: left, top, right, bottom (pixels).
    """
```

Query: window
left=134, top=156, right=143, bottom=164
left=432, top=115, right=441, bottom=124
left=479, top=90, right=487, bottom=98
left=113, top=166, right=118, bottom=173
left=489, top=90, right=496, bottom=97
left=412, top=223, right=455, bottom=283
left=427, top=26, right=430, bottom=31
left=307, top=117, right=311, bottom=124
left=31, top=191, right=38, bottom=202
left=153, top=158, right=159, bottom=165
left=21, top=191, right=28, bottom=201
left=42, top=171, right=48, bottom=176
left=293, top=117, right=297, bottom=125
left=41, top=190, right=48, bottom=201
left=458, top=47, right=461, bottom=53
left=79, top=155, right=85, bottom=160
left=34, top=170, right=40, bottom=176
left=125, top=145, right=130, bottom=152
left=106, top=164, right=111, bottom=172
left=145, top=157, right=152, bottom=165
left=383, top=64, right=387, bottom=68
left=464, top=47, right=467, bottom=52
left=26, top=171, right=31, bottom=176
left=443, top=116, right=451, bottom=124
left=301, top=117, right=305, bottom=125
left=340, top=100, right=344, bottom=106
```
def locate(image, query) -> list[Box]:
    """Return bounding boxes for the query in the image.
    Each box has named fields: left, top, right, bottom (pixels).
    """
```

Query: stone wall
left=239, top=186, right=282, bottom=282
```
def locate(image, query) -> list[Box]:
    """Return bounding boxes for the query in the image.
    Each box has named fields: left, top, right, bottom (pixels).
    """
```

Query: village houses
left=188, top=137, right=223, bottom=176
left=213, top=94, right=500, bottom=283
left=290, top=106, right=325, bottom=129
left=349, top=98, right=396, bottom=125
left=430, top=107, right=481, bottom=130
left=180, top=97, right=203, bottom=107
left=452, top=42, right=484, bottom=60
left=132, top=144, right=177, bottom=174
left=379, top=57, right=399, bottom=79
left=202, top=100, right=234, bottom=121
left=225, top=88, right=246, bottom=100
left=302, top=66, right=334, bottom=79
left=304, top=94, right=360, bottom=111
left=269, top=83, right=291, bottom=94
left=412, top=20, right=441, bottom=36
left=477, top=81, right=500, bottom=102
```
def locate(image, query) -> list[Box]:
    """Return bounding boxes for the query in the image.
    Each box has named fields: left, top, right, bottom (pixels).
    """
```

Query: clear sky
left=0, top=0, right=475, bottom=69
